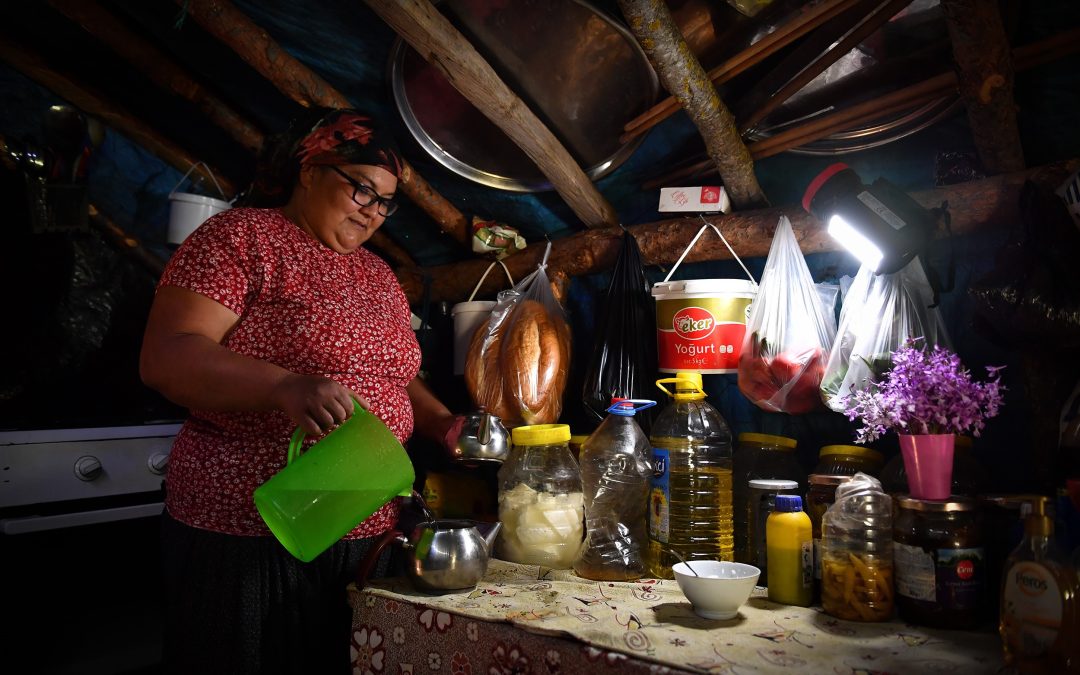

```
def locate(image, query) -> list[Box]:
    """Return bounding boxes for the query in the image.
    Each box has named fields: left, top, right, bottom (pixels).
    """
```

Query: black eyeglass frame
left=327, top=166, right=398, bottom=216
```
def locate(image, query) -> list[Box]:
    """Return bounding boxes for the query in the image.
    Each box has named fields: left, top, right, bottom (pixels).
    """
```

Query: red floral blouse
left=158, top=207, right=420, bottom=538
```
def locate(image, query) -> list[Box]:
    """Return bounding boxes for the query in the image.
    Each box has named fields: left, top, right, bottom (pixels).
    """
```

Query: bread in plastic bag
left=821, top=258, right=950, bottom=412
left=737, top=216, right=836, bottom=413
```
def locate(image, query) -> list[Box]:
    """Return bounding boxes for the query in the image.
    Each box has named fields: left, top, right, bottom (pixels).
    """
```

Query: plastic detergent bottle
left=999, top=496, right=1079, bottom=673
left=646, top=372, right=734, bottom=578
left=766, top=494, right=813, bottom=606
left=573, top=399, right=656, bottom=581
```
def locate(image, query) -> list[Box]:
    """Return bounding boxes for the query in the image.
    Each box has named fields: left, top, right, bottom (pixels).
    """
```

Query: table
left=348, top=560, right=1005, bottom=674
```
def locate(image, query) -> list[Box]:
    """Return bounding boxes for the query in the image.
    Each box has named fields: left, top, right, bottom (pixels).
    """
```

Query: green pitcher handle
left=286, top=399, right=365, bottom=465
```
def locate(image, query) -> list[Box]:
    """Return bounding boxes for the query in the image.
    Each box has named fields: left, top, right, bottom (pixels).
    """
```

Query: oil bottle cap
left=655, top=372, right=706, bottom=402
left=512, top=424, right=571, bottom=446
left=774, top=494, right=803, bottom=512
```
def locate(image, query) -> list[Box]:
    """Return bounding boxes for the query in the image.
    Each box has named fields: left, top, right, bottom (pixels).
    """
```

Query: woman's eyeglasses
left=328, top=166, right=398, bottom=216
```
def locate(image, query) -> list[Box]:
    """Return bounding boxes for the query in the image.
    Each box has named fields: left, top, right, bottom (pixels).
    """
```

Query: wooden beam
left=940, top=0, right=1025, bottom=173
left=400, top=158, right=1080, bottom=304
left=617, top=0, right=767, bottom=210
left=49, top=0, right=264, bottom=154
left=363, top=0, right=620, bottom=229
left=176, top=0, right=469, bottom=246
left=87, top=204, right=167, bottom=277
left=0, top=39, right=234, bottom=195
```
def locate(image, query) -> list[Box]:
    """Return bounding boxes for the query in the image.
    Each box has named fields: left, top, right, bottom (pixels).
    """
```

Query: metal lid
left=809, top=474, right=853, bottom=486
left=897, top=496, right=979, bottom=512
left=738, top=432, right=797, bottom=449
left=818, top=445, right=884, bottom=463
left=748, top=479, right=799, bottom=490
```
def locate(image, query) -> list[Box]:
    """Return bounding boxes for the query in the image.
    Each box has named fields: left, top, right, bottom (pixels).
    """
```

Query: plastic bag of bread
left=465, top=244, right=571, bottom=426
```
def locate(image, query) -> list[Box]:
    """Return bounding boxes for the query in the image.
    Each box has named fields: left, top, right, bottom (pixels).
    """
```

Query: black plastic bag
left=581, top=229, right=658, bottom=426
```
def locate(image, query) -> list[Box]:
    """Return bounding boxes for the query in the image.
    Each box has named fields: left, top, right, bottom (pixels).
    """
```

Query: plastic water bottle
left=646, top=372, right=734, bottom=578
left=573, top=399, right=656, bottom=581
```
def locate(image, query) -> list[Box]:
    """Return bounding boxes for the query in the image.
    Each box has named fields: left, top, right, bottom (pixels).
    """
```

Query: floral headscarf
left=295, top=109, right=403, bottom=178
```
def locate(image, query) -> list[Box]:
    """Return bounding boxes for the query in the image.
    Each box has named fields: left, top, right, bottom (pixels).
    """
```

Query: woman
left=141, top=108, right=461, bottom=674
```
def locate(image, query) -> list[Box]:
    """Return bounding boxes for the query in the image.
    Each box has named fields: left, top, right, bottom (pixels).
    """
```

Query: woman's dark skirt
left=160, top=510, right=394, bottom=675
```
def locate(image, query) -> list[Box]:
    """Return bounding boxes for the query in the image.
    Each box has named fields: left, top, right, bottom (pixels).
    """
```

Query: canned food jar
left=820, top=487, right=893, bottom=622
left=746, top=478, right=799, bottom=580
left=807, top=474, right=852, bottom=591
left=497, top=424, right=584, bottom=568
left=813, top=445, right=884, bottom=477
left=893, top=496, right=985, bottom=628
left=733, top=433, right=800, bottom=564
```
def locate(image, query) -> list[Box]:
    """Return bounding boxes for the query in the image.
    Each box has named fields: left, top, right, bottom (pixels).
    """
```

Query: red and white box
left=658, top=186, right=731, bottom=213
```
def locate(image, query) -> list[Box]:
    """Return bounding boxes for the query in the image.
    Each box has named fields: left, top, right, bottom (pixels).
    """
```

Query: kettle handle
left=355, top=528, right=405, bottom=588
left=286, top=399, right=365, bottom=465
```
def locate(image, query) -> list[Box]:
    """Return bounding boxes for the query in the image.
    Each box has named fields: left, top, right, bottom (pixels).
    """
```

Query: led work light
left=802, top=163, right=938, bottom=274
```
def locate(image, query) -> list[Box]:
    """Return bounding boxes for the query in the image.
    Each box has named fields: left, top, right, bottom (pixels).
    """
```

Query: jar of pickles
left=497, top=424, right=584, bottom=568
left=813, top=445, right=883, bottom=477
left=733, top=433, right=800, bottom=564
left=893, top=496, right=984, bottom=628
left=820, top=473, right=894, bottom=622
left=806, top=474, right=852, bottom=597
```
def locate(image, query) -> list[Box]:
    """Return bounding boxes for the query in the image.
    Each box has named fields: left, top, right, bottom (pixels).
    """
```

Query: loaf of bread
left=464, top=298, right=571, bottom=426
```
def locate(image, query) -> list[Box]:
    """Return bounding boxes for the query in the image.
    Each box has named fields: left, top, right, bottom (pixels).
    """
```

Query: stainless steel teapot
left=451, top=410, right=509, bottom=464
left=358, top=519, right=501, bottom=593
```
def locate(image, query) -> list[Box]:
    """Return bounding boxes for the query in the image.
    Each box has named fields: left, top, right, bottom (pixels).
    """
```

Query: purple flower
left=840, top=340, right=1005, bottom=443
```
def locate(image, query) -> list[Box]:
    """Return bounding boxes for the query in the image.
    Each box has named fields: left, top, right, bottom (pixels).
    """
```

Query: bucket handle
left=466, top=260, right=515, bottom=302
left=169, top=161, right=229, bottom=202
left=655, top=376, right=706, bottom=399
left=285, top=399, right=365, bottom=464
left=662, top=215, right=757, bottom=285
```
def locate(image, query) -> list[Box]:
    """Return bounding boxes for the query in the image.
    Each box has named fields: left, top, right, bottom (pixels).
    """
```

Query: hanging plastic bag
left=821, top=258, right=950, bottom=412
left=737, top=216, right=836, bottom=414
left=581, top=229, right=658, bottom=423
left=464, top=243, right=571, bottom=426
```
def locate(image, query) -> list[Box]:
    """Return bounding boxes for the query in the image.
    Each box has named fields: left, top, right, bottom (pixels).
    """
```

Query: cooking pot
left=357, top=519, right=501, bottom=593
left=451, top=411, right=509, bottom=464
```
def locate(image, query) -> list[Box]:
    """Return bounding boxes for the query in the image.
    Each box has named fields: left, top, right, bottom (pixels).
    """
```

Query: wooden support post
left=177, top=0, right=469, bottom=247
left=87, top=204, right=167, bottom=277
left=399, top=158, right=1079, bottom=304
left=941, top=0, right=1025, bottom=173
left=363, top=0, right=620, bottom=229
left=0, top=39, right=235, bottom=195
left=49, top=0, right=264, bottom=154
left=617, top=0, right=767, bottom=210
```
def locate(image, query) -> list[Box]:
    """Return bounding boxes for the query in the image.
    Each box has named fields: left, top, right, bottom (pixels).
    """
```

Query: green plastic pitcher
left=254, top=402, right=415, bottom=562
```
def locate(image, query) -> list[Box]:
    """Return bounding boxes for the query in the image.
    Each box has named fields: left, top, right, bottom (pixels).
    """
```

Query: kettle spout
left=475, top=521, right=502, bottom=553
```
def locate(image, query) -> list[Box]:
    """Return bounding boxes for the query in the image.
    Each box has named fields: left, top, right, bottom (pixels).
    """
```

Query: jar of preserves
left=497, top=424, right=584, bottom=568
left=806, top=474, right=852, bottom=596
left=893, top=496, right=985, bottom=628
left=813, top=445, right=883, bottom=477
left=820, top=473, right=894, bottom=622
left=733, top=433, right=800, bottom=564
left=746, top=478, right=799, bottom=580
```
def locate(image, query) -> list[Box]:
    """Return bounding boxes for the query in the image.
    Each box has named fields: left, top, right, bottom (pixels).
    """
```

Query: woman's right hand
left=272, top=373, right=369, bottom=436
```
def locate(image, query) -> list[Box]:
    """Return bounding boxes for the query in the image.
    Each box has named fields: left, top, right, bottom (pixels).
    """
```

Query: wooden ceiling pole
left=940, top=0, right=1025, bottom=173
left=48, top=0, right=264, bottom=154
left=175, top=0, right=470, bottom=246
left=364, top=0, right=620, bottom=229
left=399, top=158, right=1079, bottom=304
left=0, top=39, right=234, bottom=195
left=618, top=0, right=767, bottom=210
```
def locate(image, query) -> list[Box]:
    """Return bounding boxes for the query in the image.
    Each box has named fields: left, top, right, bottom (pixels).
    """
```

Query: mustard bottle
left=766, top=494, right=813, bottom=607
left=999, top=496, right=1079, bottom=673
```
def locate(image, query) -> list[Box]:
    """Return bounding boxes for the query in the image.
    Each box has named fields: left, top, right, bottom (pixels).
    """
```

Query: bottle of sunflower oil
left=646, top=372, right=734, bottom=579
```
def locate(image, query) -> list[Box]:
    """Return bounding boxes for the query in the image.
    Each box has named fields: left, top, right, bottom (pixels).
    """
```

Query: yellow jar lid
left=512, top=424, right=571, bottom=446
left=738, top=432, right=797, bottom=449
left=569, top=434, right=590, bottom=446
left=819, top=444, right=883, bottom=463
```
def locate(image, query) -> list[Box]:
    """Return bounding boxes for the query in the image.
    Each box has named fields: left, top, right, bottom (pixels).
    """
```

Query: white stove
left=0, top=423, right=182, bottom=533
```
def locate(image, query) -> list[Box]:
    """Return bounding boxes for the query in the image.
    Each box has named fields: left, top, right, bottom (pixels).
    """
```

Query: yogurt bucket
left=167, top=192, right=231, bottom=244
left=653, top=279, right=756, bottom=373
left=451, top=300, right=495, bottom=375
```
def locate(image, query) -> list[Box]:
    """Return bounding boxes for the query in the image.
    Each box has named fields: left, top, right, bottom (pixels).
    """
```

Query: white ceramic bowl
left=673, top=560, right=760, bottom=620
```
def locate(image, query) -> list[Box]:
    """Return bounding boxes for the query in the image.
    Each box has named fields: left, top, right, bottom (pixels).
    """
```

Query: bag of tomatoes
left=737, top=216, right=836, bottom=414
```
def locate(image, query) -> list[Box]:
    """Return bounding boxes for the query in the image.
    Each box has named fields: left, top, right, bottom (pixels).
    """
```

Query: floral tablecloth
left=348, top=559, right=1004, bottom=674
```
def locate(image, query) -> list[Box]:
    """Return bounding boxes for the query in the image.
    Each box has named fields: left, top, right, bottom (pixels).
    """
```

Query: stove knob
left=148, top=453, right=170, bottom=475
left=74, top=455, right=102, bottom=481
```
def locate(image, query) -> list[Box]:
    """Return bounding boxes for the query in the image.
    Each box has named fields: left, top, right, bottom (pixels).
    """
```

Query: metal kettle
left=452, top=410, right=509, bottom=464
left=357, top=519, right=502, bottom=593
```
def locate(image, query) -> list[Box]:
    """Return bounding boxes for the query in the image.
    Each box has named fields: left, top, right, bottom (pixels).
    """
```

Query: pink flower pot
left=898, top=434, right=955, bottom=500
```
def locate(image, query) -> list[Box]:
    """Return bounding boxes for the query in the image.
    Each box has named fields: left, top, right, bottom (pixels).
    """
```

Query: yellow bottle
left=999, top=496, right=1079, bottom=673
left=766, top=494, right=813, bottom=607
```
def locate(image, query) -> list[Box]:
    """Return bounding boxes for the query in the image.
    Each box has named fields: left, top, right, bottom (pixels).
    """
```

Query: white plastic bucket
left=167, top=192, right=231, bottom=244
left=451, top=300, right=496, bottom=375
left=166, top=162, right=231, bottom=245
left=653, top=279, right=757, bottom=374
